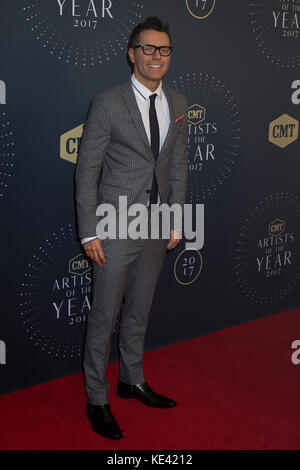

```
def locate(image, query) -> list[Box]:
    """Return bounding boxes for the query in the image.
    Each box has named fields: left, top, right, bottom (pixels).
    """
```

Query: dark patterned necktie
left=149, top=93, right=159, bottom=204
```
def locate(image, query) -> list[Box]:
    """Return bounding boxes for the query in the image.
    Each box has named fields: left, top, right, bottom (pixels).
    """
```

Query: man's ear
left=128, top=48, right=135, bottom=66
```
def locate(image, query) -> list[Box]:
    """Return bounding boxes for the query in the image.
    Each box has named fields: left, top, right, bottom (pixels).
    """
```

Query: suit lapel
left=158, top=82, right=175, bottom=160
left=122, top=80, right=153, bottom=160
left=122, top=79, right=176, bottom=162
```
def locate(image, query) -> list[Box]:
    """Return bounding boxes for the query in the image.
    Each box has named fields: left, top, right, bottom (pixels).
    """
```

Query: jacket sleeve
left=168, top=95, right=188, bottom=231
left=75, top=94, right=111, bottom=238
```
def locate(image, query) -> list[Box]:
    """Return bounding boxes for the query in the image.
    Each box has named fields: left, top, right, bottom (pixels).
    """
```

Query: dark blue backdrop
left=1, top=0, right=300, bottom=395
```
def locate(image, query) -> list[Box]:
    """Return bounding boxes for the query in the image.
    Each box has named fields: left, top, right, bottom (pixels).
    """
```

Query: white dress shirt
left=81, top=74, right=170, bottom=245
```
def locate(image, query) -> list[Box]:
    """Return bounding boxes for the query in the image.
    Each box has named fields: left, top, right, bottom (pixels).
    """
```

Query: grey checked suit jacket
left=75, top=78, right=188, bottom=239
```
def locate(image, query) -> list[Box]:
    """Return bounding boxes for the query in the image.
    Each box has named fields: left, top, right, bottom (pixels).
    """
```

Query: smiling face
left=128, top=29, right=172, bottom=91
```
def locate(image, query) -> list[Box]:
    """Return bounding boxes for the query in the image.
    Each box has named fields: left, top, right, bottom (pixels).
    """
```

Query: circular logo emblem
left=186, top=0, right=216, bottom=19
left=174, top=249, right=203, bottom=285
left=235, top=192, right=300, bottom=303
left=172, top=72, right=241, bottom=202
left=249, top=0, right=300, bottom=68
left=22, top=0, right=145, bottom=67
left=17, top=225, right=92, bottom=358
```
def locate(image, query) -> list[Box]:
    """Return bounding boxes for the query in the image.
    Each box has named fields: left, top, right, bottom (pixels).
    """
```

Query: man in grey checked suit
left=75, top=17, right=188, bottom=440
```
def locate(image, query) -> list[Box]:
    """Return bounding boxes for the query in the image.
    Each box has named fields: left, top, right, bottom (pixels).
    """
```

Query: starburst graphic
left=172, top=72, right=241, bottom=202
left=22, top=0, right=145, bottom=67
left=0, top=112, right=15, bottom=199
left=235, top=192, right=300, bottom=303
left=17, top=224, right=93, bottom=358
left=249, top=1, right=300, bottom=68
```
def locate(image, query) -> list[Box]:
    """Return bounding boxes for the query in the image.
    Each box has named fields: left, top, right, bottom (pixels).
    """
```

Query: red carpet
left=1, top=308, right=300, bottom=450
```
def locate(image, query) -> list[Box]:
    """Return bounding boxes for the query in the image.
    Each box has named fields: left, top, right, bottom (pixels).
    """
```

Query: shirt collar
left=131, top=74, right=163, bottom=102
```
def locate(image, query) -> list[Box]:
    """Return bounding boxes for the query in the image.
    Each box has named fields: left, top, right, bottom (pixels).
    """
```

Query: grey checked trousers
left=83, top=213, right=169, bottom=405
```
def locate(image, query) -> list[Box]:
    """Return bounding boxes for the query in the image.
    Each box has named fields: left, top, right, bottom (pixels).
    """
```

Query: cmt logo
left=268, top=219, right=285, bottom=237
left=60, top=124, right=83, bottom=164
left=187, top=104, right=206, bottom=125
left=0, top=80, right=6, bottom=104
left=268, top=114, right=299, bottom=148
left=69, top=253, right=91, bottom=275
left=0, top=340, right=6, bottom=365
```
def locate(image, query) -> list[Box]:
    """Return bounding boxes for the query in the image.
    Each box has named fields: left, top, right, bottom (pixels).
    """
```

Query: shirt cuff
left=81, top=236, right=98, bottom=245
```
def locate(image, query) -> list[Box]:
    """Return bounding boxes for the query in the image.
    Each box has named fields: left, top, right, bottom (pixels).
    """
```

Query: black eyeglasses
left=133, top=44, right=173, bottom=57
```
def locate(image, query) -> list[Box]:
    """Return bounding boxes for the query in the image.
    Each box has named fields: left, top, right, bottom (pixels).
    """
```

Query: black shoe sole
left=91, top=424, right=123, bottom=440
left=117, top=388, right=176, bottom=408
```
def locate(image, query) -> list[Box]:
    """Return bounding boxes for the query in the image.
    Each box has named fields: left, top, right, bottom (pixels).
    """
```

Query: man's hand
left=83, top=238, right=106, bottom=267
left=167, top=229, right=181, bottom=250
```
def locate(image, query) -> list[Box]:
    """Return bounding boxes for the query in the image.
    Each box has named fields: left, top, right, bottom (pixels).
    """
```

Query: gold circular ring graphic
left=174, top=248, right=203, bottom=285
left=185, top=0, right=216, bottom=20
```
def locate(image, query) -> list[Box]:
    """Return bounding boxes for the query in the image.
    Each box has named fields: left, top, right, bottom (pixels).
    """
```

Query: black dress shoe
left=86, top=403, right=123, bottom=440
left=117, top=381, right=177, bottom=408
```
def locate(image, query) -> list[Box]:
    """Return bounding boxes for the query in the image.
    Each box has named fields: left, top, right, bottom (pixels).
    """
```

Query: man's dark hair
left=127, top=16, right=171, bottom=73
